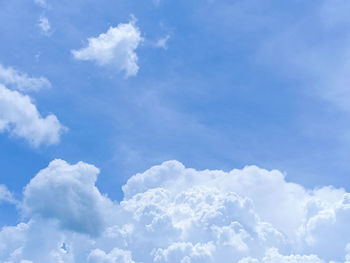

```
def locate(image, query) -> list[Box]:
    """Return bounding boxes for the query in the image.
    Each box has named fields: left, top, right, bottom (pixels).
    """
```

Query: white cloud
left=0, top=85, right=65, bottom=147
left=0, top=64, right=51, bottom=92
left=0, top=185, right=16, bottom=204
left=153, top=242, right=215, bottom=263
left=72, top=19, right=143, bottom=78
left=238, top=248, right=325, bottom=263
left=37, top=16, right=51, bottom=36
left=2, top=160, right=350, bottom=262
left=88, top=248, right=136, bottom=263
left=23, top=159, right=115, bottom=236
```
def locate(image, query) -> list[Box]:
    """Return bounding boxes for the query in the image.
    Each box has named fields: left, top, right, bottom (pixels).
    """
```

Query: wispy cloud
left=154, top=34, right=170, bottom=50
left=33, top=0, right=47, bottom=8
left=0, top=64, right=51, bottom=92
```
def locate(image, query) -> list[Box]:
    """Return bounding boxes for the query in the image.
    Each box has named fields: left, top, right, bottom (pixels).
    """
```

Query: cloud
left=238, top=248, right=325, bottom=263
left=23, top=159, right=115, bottom=236
left=155, top=35, right=170, bottom=50
left=0, top=64, right=51, bottom=92
left=0, top=185, right=16, bottom=204
left=246, top=0, right=350, bottom=112
left=37, top=16, right=51, bottom=36
left=33, top=0, right=46, bottom=8
left=72, top=18, right=143, bottom=78
left=0, top=85, right=65, bottom=147
left=88, top=248, right=136, bottom=263
left=2, top=160, right=350, bottom=262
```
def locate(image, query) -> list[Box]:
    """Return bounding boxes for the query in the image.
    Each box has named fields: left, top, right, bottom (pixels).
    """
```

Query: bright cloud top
left=0, top=64, right=51, bottom=92
left=1, top=160, right=350, bottom=262
left=0, top=85, right=66, bottom=147
left=72, top=19, right=143, bottom=78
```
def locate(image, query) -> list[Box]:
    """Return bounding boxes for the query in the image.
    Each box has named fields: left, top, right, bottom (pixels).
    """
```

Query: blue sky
left=1, top=0, right=350, bottom=262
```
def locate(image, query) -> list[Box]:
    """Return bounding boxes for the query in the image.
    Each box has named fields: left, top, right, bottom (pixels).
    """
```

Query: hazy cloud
left=37, top=16, right=51, bottom=35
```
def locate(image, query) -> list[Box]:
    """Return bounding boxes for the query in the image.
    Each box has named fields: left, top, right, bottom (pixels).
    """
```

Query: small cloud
left=155, top=34, right=170, bottom=50
left=0, top=64, right=51, bottom=92
left=37, top=16, right=51, bottom=36
left=0, top=84, right=66, bottom=147
left=0, top=185, right=17, bottom=205
left=71, top=17, right=143, bottom=78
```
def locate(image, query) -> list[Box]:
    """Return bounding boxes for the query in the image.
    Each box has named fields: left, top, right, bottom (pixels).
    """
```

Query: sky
left=1, top=0, right=350, bottom=262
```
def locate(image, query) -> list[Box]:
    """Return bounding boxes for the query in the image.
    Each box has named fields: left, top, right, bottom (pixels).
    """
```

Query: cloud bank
left=72, top=19, right=143, bottom=78
left=1, top=160, right=350, bottom=262
left=0, top=85, right=65, bottom=146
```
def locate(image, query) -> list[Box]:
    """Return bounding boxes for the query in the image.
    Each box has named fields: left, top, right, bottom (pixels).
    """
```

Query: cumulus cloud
left=238, top=248, right=325, bottom=263
left=33, top=0, right=46, bottom=8
left=0, top=64, right=51, bottom=92
left=88, top=248, right=136, bottom=263
left=23, top=159, right=115, bottom=236
left=2, top=160, right=350, bottom=262
left=72, top=18, right=143, bottom=78
left=0, top=85, right=66, bottom=146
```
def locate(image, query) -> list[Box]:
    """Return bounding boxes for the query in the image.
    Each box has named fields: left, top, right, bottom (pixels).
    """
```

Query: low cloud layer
left=72, top=19, right=143, bottom=78
left=1, top=160, right=350, bottom=262
left=0, top=85, right=65, bottom=146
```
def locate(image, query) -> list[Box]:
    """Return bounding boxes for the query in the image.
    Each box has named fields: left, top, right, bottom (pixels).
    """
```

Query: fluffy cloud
left=23, top=159, right=115, bottom=236
left=238, top=248, right=325, bottom=263
left=88, top=248, right=136, bottom=263
left=0, top=85, right=65, bottom=146
left=2, top=160, right=350, bottom=262
left=72, top=19, right=143, bottom=78
left=0, top=64, right=51, bottom=92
